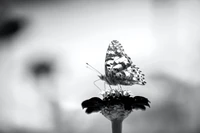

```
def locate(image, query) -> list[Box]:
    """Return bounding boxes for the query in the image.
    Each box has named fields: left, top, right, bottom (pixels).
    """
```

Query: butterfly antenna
left=86, top=63, right=103, bottom=76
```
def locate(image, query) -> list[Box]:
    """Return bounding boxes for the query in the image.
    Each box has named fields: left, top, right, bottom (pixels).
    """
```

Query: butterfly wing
left=114, top=64, right=146, bottom=85
left=105, top=40, right=146, bottom=85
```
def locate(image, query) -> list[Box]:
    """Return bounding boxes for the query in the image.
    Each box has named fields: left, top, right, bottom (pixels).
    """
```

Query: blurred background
left=0, top=0, right=200, bottom=133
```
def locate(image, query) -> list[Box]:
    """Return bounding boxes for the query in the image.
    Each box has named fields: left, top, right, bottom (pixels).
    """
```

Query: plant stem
left=111, top=119, right=123, bottom=133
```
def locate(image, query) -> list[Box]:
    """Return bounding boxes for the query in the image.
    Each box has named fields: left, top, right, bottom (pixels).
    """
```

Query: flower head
left=82, top=88, right=150, bottom=121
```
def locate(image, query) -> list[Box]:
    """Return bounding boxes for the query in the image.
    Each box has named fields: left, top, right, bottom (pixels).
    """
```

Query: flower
left=82, top=89, right=150, bottom=121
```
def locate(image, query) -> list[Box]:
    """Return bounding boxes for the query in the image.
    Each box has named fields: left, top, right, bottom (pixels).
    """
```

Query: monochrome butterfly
left=87, top=40, right=146, bottom=88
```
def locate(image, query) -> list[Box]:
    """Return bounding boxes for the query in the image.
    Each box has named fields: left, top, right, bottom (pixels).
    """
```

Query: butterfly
left=87, top=40, right=146, bottom=88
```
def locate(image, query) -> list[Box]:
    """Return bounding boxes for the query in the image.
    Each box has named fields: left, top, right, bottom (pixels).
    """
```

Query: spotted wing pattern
left=104, top=40, right=146, bottom=85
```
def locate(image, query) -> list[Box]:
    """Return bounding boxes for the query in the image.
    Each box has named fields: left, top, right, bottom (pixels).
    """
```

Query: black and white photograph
left=0, top=0, right=199, bottom=133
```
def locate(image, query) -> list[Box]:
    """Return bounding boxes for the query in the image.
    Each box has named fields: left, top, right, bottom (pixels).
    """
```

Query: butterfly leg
left=93, top=79, right=101, bottom=91
left=120, top=85, right=122, bottom=90
left=104, top=82, right=112, bottom=90
left=117, top=84, right=122, bottom=90
left=109, top=84, right=112, bottom=90
left=104, top=82, right=107, bottom=90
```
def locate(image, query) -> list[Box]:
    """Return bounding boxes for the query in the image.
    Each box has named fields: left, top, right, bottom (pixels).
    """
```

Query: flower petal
left=81, top=97, right=104, bottom=114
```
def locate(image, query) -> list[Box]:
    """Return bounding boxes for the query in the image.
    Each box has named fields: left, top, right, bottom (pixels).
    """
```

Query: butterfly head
left=98, top=74, right=116, bottom=85
left=86, top=63, right=107, bottom=82
left=98, top=75, right=106, bottom=81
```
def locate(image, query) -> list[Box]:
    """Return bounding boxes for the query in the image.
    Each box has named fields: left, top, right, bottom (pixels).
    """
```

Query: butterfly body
left=100, top=40, right=146, bottom=86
